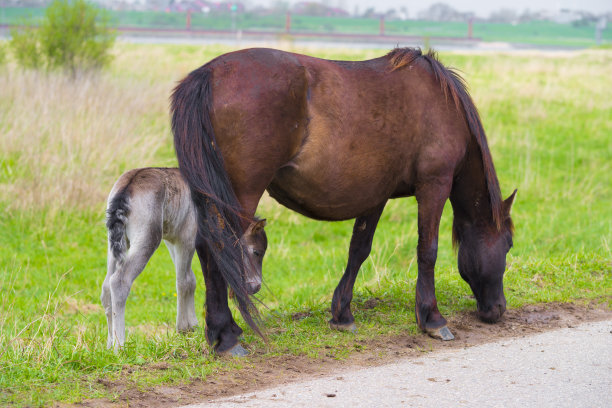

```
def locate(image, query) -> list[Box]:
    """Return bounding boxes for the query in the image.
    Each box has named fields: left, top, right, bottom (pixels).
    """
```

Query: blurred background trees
left=9, top=0, right=116, bottom=76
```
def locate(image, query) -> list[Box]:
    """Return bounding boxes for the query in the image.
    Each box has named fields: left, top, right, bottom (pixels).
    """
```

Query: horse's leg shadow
left=330, top=203, right=386, bottom=334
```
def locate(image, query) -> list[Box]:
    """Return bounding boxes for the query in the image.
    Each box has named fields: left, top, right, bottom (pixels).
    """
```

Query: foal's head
left=454, top=191, right=516, bottom=323
left=239, top=219, right=268, bottom=294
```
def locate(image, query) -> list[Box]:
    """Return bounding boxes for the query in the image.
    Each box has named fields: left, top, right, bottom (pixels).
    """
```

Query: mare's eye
left=253, top=249, right=262, bottom=257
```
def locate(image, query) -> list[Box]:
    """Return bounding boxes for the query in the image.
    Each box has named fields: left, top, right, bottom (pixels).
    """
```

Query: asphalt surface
left=183, top=319, right=612, bottom=408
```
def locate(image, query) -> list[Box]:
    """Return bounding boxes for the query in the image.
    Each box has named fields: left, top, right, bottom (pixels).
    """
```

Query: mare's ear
left=503, top=189, right=517, bottom=217
left=247, top=218, right=267, bottom=234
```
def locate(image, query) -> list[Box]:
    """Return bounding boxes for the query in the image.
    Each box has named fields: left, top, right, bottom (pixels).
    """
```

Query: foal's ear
left=247, top=219, right=267, bottom=234
left=503, top=189, right=517, bottom=216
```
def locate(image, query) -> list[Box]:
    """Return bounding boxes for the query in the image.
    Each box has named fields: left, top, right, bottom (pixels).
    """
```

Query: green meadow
left=0, top=44, right=611, bottom=406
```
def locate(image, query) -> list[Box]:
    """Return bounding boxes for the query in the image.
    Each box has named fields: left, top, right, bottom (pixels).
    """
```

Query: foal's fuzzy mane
left=386, top=47, right=506, bottom=239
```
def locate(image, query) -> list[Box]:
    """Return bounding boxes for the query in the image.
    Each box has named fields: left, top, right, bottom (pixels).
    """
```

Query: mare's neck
left=449, top=144, right=494, bottom=227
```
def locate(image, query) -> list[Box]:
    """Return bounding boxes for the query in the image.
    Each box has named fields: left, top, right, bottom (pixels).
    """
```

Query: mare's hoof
left=329, top=321, right=358, bottom=334
left=220, top=344, right=249, bottom=357
left=425, top=325, right=455, bottom=341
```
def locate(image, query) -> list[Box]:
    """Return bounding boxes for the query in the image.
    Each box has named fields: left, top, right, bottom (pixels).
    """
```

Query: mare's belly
left=266, top=159, right=397, bottom=221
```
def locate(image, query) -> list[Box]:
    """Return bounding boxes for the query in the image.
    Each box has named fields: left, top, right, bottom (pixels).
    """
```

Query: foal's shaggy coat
left=101, top=168, right=267, bottom=350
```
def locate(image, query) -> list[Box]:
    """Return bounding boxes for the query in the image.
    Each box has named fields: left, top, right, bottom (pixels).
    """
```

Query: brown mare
left=171, top=47, right=516, bottom=355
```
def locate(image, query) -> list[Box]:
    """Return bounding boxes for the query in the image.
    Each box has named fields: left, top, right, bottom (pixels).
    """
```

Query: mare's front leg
left=197, top=236, right=245, bottom=356
left=415, top=183, right=454, bottom=341
left=330, top=203, right=386, bottom=333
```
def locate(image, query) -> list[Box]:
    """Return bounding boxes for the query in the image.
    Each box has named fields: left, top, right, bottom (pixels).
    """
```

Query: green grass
left=2, top=7, right=611, bottom=47
left=0, top=44, right=611, bottom=406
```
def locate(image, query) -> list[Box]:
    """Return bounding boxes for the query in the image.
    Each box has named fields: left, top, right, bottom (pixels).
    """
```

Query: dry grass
left=0, top=43, right=391, bottom=214
left=0, top=69, right=173, bottom=212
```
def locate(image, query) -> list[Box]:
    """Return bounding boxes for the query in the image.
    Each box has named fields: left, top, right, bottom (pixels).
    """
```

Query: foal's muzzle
left=246, top=280, right=261, bottom=295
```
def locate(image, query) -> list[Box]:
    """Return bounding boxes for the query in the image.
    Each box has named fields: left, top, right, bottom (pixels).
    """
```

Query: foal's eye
left=253, top=249, right=262, bottom=257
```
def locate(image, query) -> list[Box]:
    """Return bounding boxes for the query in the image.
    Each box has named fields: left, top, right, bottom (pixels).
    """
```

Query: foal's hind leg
left=330, top=203, right=386, bottom=333
left=109, top=234, right=160, bottom=350
left=415, top=182, right=454, bottom=341
left=101, top=247, right=116, bottom=349
left=166, top=241, right=198, bottom=332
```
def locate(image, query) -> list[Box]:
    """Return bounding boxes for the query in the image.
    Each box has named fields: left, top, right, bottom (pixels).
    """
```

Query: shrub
left=9, top=0, right=115, bottom=75
left=9, top=24, right=43, bottom=69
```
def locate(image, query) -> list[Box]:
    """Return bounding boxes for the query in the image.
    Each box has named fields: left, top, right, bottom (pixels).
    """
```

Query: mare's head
left=454, top=190, right=516, bottom=323
left=239, top=219, right=268, bottom=294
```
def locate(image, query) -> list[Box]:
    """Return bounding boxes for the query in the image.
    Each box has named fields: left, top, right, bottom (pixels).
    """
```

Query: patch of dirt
left=63, top=297, right=103, bottom=315
left=77, top=300, right=611, bottom=408
left=290, top=311, right=312, bottom=321
left=362, top=297, right=382, bottom=309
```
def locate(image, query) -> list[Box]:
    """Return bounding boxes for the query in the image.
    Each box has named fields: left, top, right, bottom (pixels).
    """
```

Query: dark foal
left=171, top=47, right=516, bottom=354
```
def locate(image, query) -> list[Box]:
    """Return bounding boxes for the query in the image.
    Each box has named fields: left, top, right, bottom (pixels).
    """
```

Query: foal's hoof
left=219, top=344, right=249, bottom=357
left=177, top=325, right=198, bottom=334
left=425, top=325, right=455, bottom=341
left=329, top=321, right=358, bottom=334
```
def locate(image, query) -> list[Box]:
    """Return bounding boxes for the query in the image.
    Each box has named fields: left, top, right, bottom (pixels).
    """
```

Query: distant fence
left=1, top=8, right=607, bottom=47
left=107, top=25, right=480, bottom=46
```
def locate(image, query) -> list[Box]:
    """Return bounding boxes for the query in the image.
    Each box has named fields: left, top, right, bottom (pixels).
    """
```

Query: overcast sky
left=267, top=0, right=612, bottom=17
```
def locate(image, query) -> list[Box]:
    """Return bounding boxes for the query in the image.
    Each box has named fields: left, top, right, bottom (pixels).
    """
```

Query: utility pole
left=468, top=17, right=473, bottom=39
left=231, top=3, right=237, bottom=32
left=595, top=17, right=607, bottom=45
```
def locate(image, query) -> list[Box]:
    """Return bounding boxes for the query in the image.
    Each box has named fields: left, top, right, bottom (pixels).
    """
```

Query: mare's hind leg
left=415, top=182, right=454, bottom=341
left=101, top=247, right=116, bottom=349
left=166, top=241, right=198, bottom=332
left=197, top=237, right=244, bottom=355
left=330, top=203, right=386, bottom=333
left=109, top=232, right=160, bottom=350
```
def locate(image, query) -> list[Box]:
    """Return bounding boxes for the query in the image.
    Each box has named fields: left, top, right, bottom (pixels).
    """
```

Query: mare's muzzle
left=477, top=296, right=507, bottom=323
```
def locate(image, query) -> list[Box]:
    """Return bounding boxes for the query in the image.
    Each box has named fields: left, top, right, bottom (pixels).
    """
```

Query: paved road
left=183, top=320, right=612, bottom=408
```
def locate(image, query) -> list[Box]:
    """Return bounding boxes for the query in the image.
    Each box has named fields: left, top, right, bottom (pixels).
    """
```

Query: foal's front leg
left=166, top=242, right=198, bottom=332
left=330, top=203, right=386, bottom=333
left=197, top=237, right=245, bottom=356
left=415, top=184, right=454, bottom=341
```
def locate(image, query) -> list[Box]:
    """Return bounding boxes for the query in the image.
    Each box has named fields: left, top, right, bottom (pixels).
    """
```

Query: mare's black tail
left=170, top=65, right=262, bottom=338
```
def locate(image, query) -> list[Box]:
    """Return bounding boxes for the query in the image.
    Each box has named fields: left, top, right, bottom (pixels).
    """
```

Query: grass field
left=0, top=43, right=611, bottom=406
left=2, top=7, right=611, bottom=47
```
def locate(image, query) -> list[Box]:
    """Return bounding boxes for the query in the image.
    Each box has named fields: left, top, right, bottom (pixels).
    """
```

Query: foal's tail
left=170, top=65, right=262, bottom=338
left=106, top=190, right=130, bottom=264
